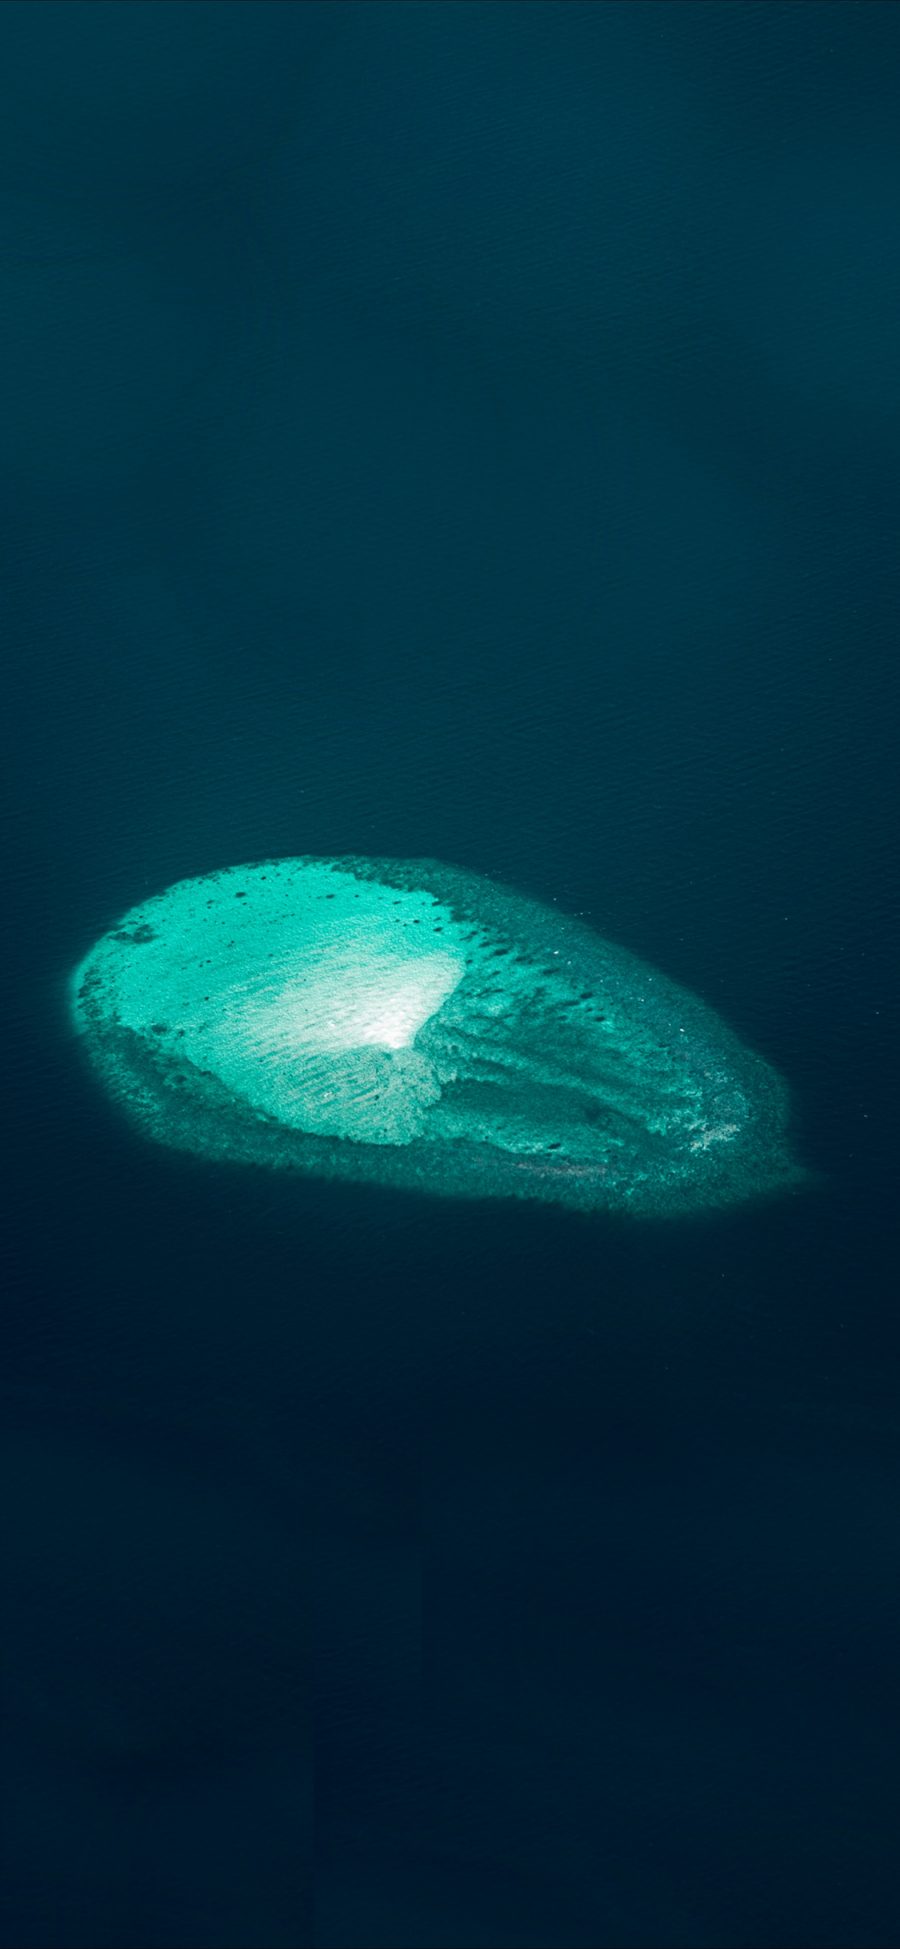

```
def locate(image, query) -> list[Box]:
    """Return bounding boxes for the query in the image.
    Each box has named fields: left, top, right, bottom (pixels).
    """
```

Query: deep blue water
left=3, top=5, right=900, bottom=1944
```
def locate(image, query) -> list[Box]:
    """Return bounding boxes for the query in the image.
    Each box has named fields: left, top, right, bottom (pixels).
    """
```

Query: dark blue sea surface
left=3, top=5, right=899, bottom=1945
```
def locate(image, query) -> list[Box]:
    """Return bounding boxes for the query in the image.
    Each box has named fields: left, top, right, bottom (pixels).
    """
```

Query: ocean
left=3, top=4, right=899, bottom=1944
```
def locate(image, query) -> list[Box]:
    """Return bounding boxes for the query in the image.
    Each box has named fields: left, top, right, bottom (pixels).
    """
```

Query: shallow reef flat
left=70, top=856, right=803, bottom=1217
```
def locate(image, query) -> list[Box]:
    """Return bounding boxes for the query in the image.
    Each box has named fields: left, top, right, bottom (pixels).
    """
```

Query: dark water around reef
left=3, top=6, right=899, bottom=1945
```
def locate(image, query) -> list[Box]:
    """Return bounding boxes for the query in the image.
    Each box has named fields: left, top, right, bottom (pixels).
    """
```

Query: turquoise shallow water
left=71, top=853, right=800, bottom=1215
left=3, top=5, right=900, bottom=1947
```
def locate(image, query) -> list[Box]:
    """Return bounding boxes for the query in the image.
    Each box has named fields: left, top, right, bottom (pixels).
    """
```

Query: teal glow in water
left=70, top=856, right=802, bottom=1215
